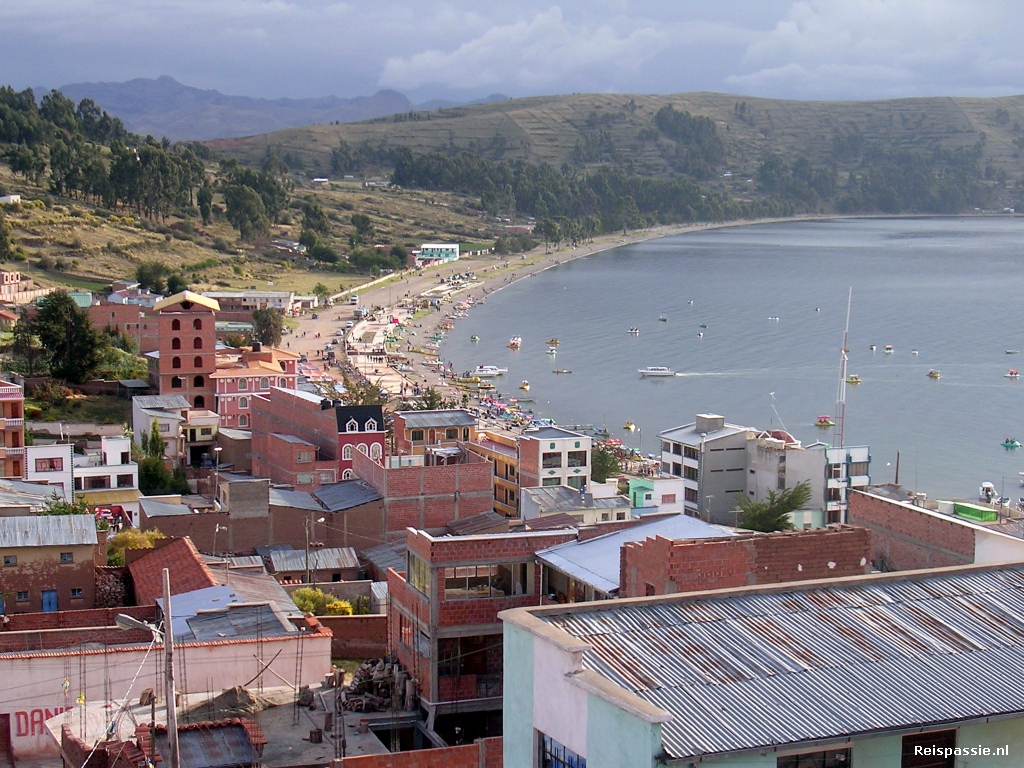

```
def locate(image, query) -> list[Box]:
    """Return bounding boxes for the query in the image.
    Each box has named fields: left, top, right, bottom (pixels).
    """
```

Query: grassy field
left=26, top=394, right=132, bottom=425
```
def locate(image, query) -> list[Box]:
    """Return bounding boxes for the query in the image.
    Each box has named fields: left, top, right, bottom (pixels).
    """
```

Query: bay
left=440, top=217, right=1024, bottom=501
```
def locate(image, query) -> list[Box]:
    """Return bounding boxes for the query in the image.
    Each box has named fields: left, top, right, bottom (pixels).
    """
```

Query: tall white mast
left=833, top=288, right=852, bottom=449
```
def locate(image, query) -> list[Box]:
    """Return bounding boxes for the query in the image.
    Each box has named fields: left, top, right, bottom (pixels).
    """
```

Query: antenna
left=769, top=392, right=788, bottom=434
left=833, top=288, right=852, bottom=449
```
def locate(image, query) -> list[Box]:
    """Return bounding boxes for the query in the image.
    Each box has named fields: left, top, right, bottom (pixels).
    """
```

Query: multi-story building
left=659, top=413, right=754, bottom=524
left=151, top=290, right=219, bottom=409
left=392, top=409, right=477, bottom=456
left=24, top=436, right=138, bottom=499
left=467, top=429, right=519, bottom=517
left=131, top=394, right=219, bottom=466
left=0, top=380, right=24, bottom=479
left=413, top=243, right=459, bottom=267
left=87, top=302, right=159, bottom=353
left=211, top=342, right=299, bottom=429
left=518, top=426, right=592, bottom=491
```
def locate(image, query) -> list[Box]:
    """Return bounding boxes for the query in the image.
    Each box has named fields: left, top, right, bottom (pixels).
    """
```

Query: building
left=0, top=270, right=53, bottom=304
left=520, top=485, right=633, bottom=525
left=106, top=288, right=159, bottom=308
left=23, top=443, right=73, bottom=495
left=211, top=342, right=299, bottom=429
left=501, top=561, right=1024, bottom=768
left=0, top=515, right=101, bottom=613
left=266, top=546, right=360, bottom=583
left=0, top=380, right=24, bottom=480
left=392, top=409, right=477, bottom=456
left=202, top=290, right=297, bottom=313
left=87, top=303, right=159, bottom=353
left=251, top=388, right=385, bottom=486
left=0, top=478, right=65, bottom=515
left=659, top=413, right=754, bottom=523
left=467, top=429, right=519, bottom=517
left=132, top=394, right=219, bottom=466
left=413, top=243, right=460, bottom=267
left=517, top=426, right=592, bottom=491
left=152, top=290, right=219, bottom=409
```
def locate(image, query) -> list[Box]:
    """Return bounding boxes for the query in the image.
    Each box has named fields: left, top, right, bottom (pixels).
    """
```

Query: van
left=345, top=320, right=354, bottom=329
left=349, top=294, right=359, bottom=305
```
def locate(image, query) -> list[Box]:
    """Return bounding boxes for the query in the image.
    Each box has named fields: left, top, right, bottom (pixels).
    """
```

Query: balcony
left=0, top=446, right=24, bottom=459
left=0, top=386, right=22, bottom=400
left=2, top=418, right=23, bottom=429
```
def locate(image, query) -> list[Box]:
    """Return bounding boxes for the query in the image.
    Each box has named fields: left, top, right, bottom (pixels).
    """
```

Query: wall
left=502, top=623, right=535, bottom=768
left=339, top=736, right=501, bottom=768
left=620, top=526, right=871, bottom=597
left=848, top=490, right=975, bottom=571
left=0, top=542, right=99, bottom=613
left=316, top=614, right=387, bottom=658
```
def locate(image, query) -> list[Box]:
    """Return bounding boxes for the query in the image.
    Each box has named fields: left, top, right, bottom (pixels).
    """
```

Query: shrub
left=324, top=599, right=353, bottom=616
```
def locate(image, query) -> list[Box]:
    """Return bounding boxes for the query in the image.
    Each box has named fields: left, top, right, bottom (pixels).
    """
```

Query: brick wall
left=2, top=604, right=153, bottom=632
left=339, top=736, right=501, bottom=768
left=316, top=614, right=387, bottom=658
left=848, top=489, right=975, bottom=571
left=621, top=525, right=871, bottom=597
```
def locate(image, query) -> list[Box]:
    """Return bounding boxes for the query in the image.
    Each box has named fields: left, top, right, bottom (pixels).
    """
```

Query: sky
left=3, top=0, right=1024, bottom=104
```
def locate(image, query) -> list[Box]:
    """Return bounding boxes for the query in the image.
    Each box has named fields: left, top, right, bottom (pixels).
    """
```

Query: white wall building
left=414, top=243, right=460, bottom=267
left=23, top=444, right=74, bottom=496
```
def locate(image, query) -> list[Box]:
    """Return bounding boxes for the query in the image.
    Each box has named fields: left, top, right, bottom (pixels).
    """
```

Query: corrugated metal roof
left=538, top=565, right=1024, bottom=761
left=155, top=724, right=256, bottom=768
left=521, top=426, right=588, bottom=441
left=523, top=485, right=629, bottom=514
left=447, top=510, right=508, bottom=536
left=364, top=541, right=406, bottom=576
left=77, top=488, right=141, bottom=505
left=268, top=488, right=323, bottom=512
left=176, top=603, right=293, bottom=644
left=0, top=514, right=97, bottom=547
left=396, top=409, right=477, bottom=428
left=536, top=514, right=733, bottom=595
left=133, top=394, right=192, bottom=410
left=311, top=479, right=382, bottom=512
left=269, top=547, right=359, bottom=573
left=658, top=421, right=751, bottom=445
left=140, top=499, right=193, bottom=517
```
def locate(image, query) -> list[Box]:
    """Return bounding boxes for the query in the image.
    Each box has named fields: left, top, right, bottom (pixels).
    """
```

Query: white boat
left=639, top=366, right=676, bottom=377
left=473, top=365, right=508, bottom=377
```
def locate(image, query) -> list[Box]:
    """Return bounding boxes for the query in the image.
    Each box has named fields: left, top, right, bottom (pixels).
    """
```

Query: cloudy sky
left=3, top=0, right=1023, bottom=103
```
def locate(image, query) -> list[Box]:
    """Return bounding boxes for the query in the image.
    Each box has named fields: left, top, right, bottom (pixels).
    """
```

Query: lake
left=439, top=217, right=1024, bottom=501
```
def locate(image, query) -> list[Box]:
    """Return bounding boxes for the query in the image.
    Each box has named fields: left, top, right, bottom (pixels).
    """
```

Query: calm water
left=440, top=217, right=1024, bottom=500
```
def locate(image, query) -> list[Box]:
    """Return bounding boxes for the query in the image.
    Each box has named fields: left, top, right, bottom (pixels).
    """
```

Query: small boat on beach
left=927, top=369, right=940, bottom=379
left=846, top=374, right=862, bottom=384
left=815, top=415, right=835, bottom=427
left=639, top=366, right=676, bottom=377
left=473, top=365, right=508, bottom=377
left=1007, top=369, right=1021, bottom=379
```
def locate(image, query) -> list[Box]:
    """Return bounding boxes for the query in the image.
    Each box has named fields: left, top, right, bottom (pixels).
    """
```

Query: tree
left=0, top=209, right=13, bottom=260
left=107, top=528, right=165, bottom=567
left=252, top=307, right=284, bottom=346
left=615, top=195, right=640, bottom=234
left=136, top=261, right=168, bottom=294
left=40, top=492, right=90, bottom=516
left=166, top=273, right=188, bottom=294
left=735, top=480, right=812, bottom=532
left=222, top=184, right=269, bottom=241
left=312, top=283, right=331, bottom=303
left=341, top=376, right=389, bottom=406
left=350, top=212, right=373, bottom=244
left=291, top=587, right=353, bottom=615
left=11, top=307, right=43, bottom=375
left=196, top=183, right=213, bottom=224
left=32, top=291, right=104, bottom=383
left=302, top=198, right=331, bottom=236
left=590, top=444, right=621, bottom=483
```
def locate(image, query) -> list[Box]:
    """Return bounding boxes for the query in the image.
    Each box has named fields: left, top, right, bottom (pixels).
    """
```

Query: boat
left=477, top=381, right=496, bottom=391
left=1007, top=350, right=1020, bottom=354
left=508, top=335, right=522, bottom=348
left=470, top=335, right=480, bottom=342
left=698, top=323, right=708, bottom=329
left=519, top=380, right=530, bottom=390
left=455, top=375, right=481, bottom=384
left=927, top=369, right=941, bottom=379
left=546, top=338, right=560, bottom=346
left=869, top=344, right=876, bottom=352
left=623, top=421, right=636, bottom=432
left=815, top=415, right=835, bottom=427
left=473, top=365, right=508, bottom=377
left=1007, top=369, right=1020, bottom=379
left=1004, top=439, right=1021, bottom=450
left=981, top=481, right=998, bottom=502
left=911, top=349, right=919, bottom=355
left=638, top=366, right=676, bottom=377
left=553, top=369, right=572, bottom=374
left=846, top=374, right=861, bottom=384
left=628, top=327, right=640, bottom=334
left=884, top=345, right=894, bottom=354
left=547, top=346, right=558, bottom=354
left=658, top=316, right=667, bottom=322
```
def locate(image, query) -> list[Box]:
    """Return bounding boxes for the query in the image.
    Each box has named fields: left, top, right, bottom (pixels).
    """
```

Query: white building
left=414, top=243, right=460, bottom=267
left=23, top=444, right=73, bottom=496
left=202, top=290, right=298, bottom=312
left=72, top=436, right=137, bottom=493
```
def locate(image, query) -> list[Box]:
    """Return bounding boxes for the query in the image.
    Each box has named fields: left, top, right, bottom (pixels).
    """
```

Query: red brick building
left=151, top=291, right=219, bottom=409
left=88, top=302, right=160, bottom=353
left=619, top=525, right=872, bottom=597
left=392, top=410, right=477, bottom=456
left=211, top=342, right=300, bottom=429
left=352, top=446, right=493, bottom=532
left=387, top=527, right=576, bottom=725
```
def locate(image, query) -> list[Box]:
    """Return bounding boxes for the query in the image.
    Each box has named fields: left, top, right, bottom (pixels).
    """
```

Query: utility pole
left=162, top=568, right=180, bottom=768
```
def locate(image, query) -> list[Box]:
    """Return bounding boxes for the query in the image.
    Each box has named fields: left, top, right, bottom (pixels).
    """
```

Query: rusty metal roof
left=538, top=565, right=1024, bottom=761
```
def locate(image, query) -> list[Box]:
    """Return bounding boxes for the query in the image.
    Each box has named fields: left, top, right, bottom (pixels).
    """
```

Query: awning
left=77, top=488, right=141, bottom=505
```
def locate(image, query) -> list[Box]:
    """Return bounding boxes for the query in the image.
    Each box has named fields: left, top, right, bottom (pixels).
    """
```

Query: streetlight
left=116, top=567, right=179, bottom=768
left=212, top=523, right=226, bottom=557
left=305, top=516, right=326, bottom=584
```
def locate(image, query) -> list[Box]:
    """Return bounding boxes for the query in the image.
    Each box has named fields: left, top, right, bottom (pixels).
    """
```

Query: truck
left=348, top=294, right=359, bottom=305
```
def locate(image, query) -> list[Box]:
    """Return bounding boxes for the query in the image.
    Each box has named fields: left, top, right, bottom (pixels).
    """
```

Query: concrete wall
left=0, top=542, right=99, bottom=613
left=502, top=623, right=535, bottom=768
left=338, top=736, right=501, bottom=767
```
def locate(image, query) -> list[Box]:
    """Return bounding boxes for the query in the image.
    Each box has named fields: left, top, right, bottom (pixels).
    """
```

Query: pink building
left=211, top=342, right=300, bottom=429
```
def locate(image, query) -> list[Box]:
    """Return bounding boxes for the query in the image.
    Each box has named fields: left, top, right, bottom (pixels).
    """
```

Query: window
left=60, top=552, right=73, bottom=563
left=849, top=461, right=869, bottom=476
left=462, top=428, right=470, bottom=440
left=567, top=450, right=587, bottom=467
left=539, top=733, right=586, bottom=768
left=398, top=613, right=413, bottom=649
left=365, top=418, right=377, bottom=431
left=193, top=318, right=202, bottom=330
left=827, top=487, right=842, bottom=502
left=238, top=397, right=248, bottom=409
left=684, top=445, right=699, bottom=460
left=566, top=476, right=586, bottom=489
left=357, top=443, right=368, bottom=455
left=117, top=474, right=134, bottom=488
left=16, top=591, right=28, bottom=602
left=542, top=452, right=562, bottom=468
left=296, top=472, right=312, bottom=484
left=370, top=443, right=382, bottom=459
left=444, top=562, right=530, bottom=599
left=171, top=377, right=182, bottom=389
left=347, top=419, right=359, bottom=432
left=296, top=451, right=313, bottom=463
left=445, top=428, right=458, bottom=440
left=171, top=338, right=181, bottom=350
left=3, top=555, right=16, bottom=566
left=279, top=378, right=286, bottom=387
left=827, top=463, right=842, bottom=479
left=159, top=423, right=170, bottom=433
left=70, top=588, right=83, bottom=599
left=777, top=748, right=851, bottom=768
left=172, top=356, right=181, bottom=369
left=901, top=730, right=956, bottom=768
left=171, top=319, right=181, bottom=331
left=342, top=444, right=353, bottom=460
left=35, top=457, right=63, bottom=472
left=194, top=395, right=205, bottom=408
left=542, top=478, right=560, bottom=486
left=238, top=415, right=249, bottom=428
left=193, top=356, right=203, bottom=368
left=408, top=554, right=430, bottom=596
left=193, top=375, right=204, bottom=387
left=237, top=378, right=249, bottom=390
left=342, top=469, right=353, bottom=479
left=661, top=493, right=676, bottom=504
left=410, top=429, right=424, bottom=442
left=200, top=427, right=212, bottom=436
left=684, top=466, right=698, bottom=480
left=259, top=377, right=269, bottom=390
left=684, top=487, right=699, bottom=502
left=193, top=337, right=203, bottom=349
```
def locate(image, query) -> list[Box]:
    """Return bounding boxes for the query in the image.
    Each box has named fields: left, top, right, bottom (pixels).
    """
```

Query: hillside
left=207, top=91, right=1024, bottom=186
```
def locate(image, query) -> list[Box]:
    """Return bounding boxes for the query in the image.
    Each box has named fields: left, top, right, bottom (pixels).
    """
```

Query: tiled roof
left=128, top=538, right=218, bottom=604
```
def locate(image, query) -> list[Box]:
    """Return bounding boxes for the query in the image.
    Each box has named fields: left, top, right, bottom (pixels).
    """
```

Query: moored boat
left=519, top=380, right=530, bottom=390
left=473, top=365, right=508, bottom=377
left=1004, top=438, right=1021, bottom=450
left=470, top=335, right=480, bottom=342
left=546, top=338, right=560, bottom=345
left=553, top=369, right=572, bottom=374
left=623, top=421, right=636, bottom=432
left=508, top=335, right=522, bottom=348
left=884, top=345, right=894, bottom=354
left=547, top=346, right=558, bottom=354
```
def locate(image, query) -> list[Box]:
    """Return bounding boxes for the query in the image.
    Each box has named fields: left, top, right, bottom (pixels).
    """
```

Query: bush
left=324, top=599, right=353, bottom=616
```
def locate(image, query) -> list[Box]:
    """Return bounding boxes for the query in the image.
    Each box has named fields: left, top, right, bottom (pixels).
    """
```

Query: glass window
left=60, top=552, right=73, bottom=563
left=70, top=588, right=83, bottom=599
left=260, top=377, right=269, bottom=389
left=777, top=748, right=851, bottom=768
left=117, top=474, right=134, bottom=487
left=566, top=476, right=586, bottom=489
left=462, top=427, right=470, bottom=440
left=445, top=428, right=458, bottom=439
left=238, top=415, right=249, bottom=428
left=684, top=466, right=698, bottom=480
left=444, top=562, right=530, bottom=599
left=901, top=730, right=956, bottom=768
left=3, top=555, right=16, bottom=566
left=849, top=461, right=869, bottom=476
left=539, top=733, right=586, bottom=768
left=342, top=469, right=353, bottom=479
left=159, top=423, right=170, bottom=433
left=542, top=478, right=560, bottom=486
left=542, top=452, right=562, bottom=468
left=408, top=554, right=430, bottom=596
left=357, top=443, right=368, bottom=455
left=35, top=457, right=63, bottom=472
left=296, top=451, right=313, bottom=463
left=296, top=472, right=312, bottom=484
left=684, top=445, right=699, bottom=460
left=410, top=429, right=424, bottom=442
left=16, top=591, right=28, bottom=602
left=684, top=487, right=699, bottom=502
left=237, top=378, right=249, bottom=390
left=342, top=444, right=353, bottom=460
left=239, top=397, right=248, bottom=409
left=370, top=443, right=382, bottom=459
left=347, top=419, right=359, bottom=432
left=567, top=450, right=587, bottom=467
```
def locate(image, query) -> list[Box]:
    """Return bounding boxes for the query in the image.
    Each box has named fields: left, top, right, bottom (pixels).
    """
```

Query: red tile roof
left=128, top=537, right=218, bottom=604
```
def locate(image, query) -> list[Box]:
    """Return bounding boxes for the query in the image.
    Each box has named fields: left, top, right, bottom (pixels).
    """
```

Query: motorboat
left=981, top=481, right=998, bottom=502
left=815, top=415, right=835, bottom=427
left=638, top=366, right=676, bottom=377
left=508, top=335, right=522, bottom=349
left=699, top=323, right=708, bottom=329
left=1007, top=369, right=1020, bottom=379
left=628, top=327, right=640, bottom=334
left=519, top=380, right=530, bottom=390
left=1007, top=350, right=1020, bottom=354
left=927, top=369, right=940, bottom=379
left=911, top=349, right=919, bottom=355
left=846, top=374, right=861, bottom=384
left=473, top=365, right=508, bottom=377
left=477, top=381, right=496, bottom=391
left=658, top=315, right=667, bottom=322
left=869, top=345, right=876, bottom=352
left=547, top=346, right=558, bottom=354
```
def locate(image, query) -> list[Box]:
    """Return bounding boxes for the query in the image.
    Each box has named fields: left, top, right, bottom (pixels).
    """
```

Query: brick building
left=517, top=426, right=592, bottom=491
left=87, top=303, right=159, bottom=353
left=392, top=410, right=477, bottom=456
left=211, top=342, right=299, bottom=429
left=352, top=446, right=493, bottom=532
left=619, top=525, right=872, bottom=597
left=150, top=291, right=219, bottom=409
left=388, top=527, right=577, bottom=725
left=251, top=388, right=385, bottom=487
left=0, top=515, right=103, bottom=613
left=0, top=380, right=24, bottom=479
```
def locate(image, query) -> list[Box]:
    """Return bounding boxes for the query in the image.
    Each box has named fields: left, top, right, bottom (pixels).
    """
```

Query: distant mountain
left=54, top=76, right=419, bottom=141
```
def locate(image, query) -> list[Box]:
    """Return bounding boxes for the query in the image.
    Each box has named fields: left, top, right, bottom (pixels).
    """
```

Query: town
left=0, top=250, right=1022, bottom=768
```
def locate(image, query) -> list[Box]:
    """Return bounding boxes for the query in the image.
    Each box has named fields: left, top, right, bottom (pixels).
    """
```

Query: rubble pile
left=341, top=657, right=407, bottom=712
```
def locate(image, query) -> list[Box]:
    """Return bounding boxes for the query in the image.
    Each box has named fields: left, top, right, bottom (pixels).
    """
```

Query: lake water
left=440, top=217, right=1024, bottom=501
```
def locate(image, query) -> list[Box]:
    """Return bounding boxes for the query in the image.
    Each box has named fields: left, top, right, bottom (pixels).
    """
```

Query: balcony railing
left=0, top=386, right=22, bottom=399
left=3, top=418, right=23, bottom=429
